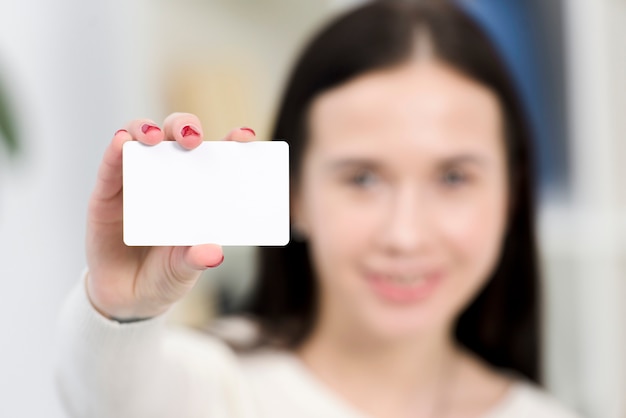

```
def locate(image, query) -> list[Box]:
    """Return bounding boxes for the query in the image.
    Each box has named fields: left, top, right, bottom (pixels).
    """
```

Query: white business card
left=122, top=140, right=290, bottom=246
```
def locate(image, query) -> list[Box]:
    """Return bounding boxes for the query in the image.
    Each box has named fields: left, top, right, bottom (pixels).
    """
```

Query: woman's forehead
left=308, top=60, right=503, bottom=153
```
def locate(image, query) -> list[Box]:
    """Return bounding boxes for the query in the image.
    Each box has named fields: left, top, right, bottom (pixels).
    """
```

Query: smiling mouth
left=366, top=271, right=443, bottom=303
left=378, top=274, right=428, bottom=285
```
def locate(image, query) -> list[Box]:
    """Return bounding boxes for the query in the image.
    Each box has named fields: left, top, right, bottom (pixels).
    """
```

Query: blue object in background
left=459, top=0, right=569, bottom=199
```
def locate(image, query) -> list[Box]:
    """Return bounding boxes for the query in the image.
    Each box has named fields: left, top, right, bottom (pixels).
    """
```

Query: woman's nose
left=379, top=186, right=432, bottom=255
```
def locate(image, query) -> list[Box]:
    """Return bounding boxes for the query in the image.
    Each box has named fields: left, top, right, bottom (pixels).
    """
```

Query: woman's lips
left=366, top=271, right=443, bottom=303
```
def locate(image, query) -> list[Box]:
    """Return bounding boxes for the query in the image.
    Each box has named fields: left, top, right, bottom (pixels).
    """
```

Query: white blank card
left=123, top=141, right=290, bottom=246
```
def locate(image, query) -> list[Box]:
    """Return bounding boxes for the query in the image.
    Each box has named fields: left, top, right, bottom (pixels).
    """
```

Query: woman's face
left=293, top=60, right=509, bottom=340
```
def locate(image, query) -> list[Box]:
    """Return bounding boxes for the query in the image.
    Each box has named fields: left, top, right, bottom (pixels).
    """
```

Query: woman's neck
left=296, top=315, right=462, bottom=418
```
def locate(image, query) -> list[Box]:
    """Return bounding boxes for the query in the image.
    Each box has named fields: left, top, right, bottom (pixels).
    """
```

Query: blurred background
left=0, top=0, right=624, bottom=417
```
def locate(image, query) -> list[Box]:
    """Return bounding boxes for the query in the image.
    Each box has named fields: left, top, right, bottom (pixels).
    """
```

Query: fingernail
left=115, top=129, right=128, bottom=135
left=181, top=125, right=201, bottom=138
left=240, top=127, right=255, bottom=136
left=141, top=123, right=161, bottom=134
left=206, top=255, right=224, bottom=269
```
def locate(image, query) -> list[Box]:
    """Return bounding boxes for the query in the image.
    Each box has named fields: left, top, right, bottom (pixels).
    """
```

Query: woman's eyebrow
left=325, top=158, right=381, bottom=171
left=439, top=154, right=489, bottom=167
left=326, top=154, right=488, bottom=169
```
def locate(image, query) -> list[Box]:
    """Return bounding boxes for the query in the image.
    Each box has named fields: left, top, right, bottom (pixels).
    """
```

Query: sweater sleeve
left=54, top=271, right=256, bottom=418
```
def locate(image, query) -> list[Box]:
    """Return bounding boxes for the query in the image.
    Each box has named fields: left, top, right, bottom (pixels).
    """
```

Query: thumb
left=155, top=244, right=224, bottom=293
left=178, top=244, right=224, bottom=276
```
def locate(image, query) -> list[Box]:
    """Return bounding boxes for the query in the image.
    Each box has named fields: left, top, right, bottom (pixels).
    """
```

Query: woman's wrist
left=84, top=270, right=163, bottom=323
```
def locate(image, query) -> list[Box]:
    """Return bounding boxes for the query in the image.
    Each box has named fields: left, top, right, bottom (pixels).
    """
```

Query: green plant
left=0, top=76, right=18, bottom=155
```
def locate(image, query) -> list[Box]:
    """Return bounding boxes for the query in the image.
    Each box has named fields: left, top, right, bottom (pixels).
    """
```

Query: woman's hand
left=85, top=113, right=257, bottom=320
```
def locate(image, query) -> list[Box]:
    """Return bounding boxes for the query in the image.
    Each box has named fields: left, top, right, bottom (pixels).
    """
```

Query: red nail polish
left=141, top=124, right=160, bottom=134
left=181, top=125, right=200, bottom=137
left=115, top=129, right=128, bottom=135
left=207, top=255, right=224, bottom=269
left=240, top=127, right=255, bottom=136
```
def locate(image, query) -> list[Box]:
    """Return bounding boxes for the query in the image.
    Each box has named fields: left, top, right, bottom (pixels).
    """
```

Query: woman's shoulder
left=487, top=380, right=583, bottom=418
left=456, top=351, right=582, bottom=418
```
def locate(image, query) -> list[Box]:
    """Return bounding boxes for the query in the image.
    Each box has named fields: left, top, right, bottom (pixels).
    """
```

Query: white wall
left=539, top=0, right=626, bottom=416
left=0, top=1, right=155, bottom=416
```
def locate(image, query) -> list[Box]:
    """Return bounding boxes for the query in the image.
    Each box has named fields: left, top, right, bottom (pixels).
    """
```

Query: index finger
left=125, top=119, right=165, bottom=146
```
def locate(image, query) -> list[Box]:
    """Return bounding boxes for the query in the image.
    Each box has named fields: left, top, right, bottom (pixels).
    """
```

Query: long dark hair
left=241, top=0, right=541, bottom=383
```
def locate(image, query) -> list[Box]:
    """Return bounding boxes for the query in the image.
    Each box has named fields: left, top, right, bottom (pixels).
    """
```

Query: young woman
left=56, top=1, right=581, bottom=417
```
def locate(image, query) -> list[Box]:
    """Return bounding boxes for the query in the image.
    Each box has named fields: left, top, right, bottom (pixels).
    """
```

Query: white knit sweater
left=55, top=277, right=583, bottom=418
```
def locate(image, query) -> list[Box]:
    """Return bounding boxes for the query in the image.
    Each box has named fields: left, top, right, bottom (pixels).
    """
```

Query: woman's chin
left=360, top=303, right=450, bottom=342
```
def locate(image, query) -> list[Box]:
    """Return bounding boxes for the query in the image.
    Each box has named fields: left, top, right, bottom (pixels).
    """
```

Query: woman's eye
left=441, top=169, right=468, bottom=187
left=348, top=170, right=378, bottom=188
